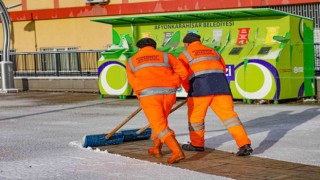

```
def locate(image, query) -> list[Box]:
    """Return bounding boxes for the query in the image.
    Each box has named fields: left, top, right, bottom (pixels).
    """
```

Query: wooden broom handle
left=136, top=99, right=187, bottom=135
left=106, top=107, right=142, bottom=139
left=135, top=124, right=150, bottom=135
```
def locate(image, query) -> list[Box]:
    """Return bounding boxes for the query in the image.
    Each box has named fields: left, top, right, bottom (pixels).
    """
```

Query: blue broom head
left=82, top=132, right=124, bottom=148
left=121, top=128, right=152, bottom=142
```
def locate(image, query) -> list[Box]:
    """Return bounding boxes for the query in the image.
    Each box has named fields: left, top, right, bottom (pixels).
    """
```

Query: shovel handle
left=136, top=99, right=187, bottom=135
left=106, top=107, right=142, bottom=139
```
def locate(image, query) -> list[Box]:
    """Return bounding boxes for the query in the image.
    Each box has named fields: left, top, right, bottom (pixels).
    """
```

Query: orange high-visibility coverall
left=126, top=46, right=188, bottom=142
left=178, top=41, right=251, bottom=148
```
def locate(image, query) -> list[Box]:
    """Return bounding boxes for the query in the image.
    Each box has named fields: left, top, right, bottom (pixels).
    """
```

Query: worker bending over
left=126, top=38, right=189, bottom=163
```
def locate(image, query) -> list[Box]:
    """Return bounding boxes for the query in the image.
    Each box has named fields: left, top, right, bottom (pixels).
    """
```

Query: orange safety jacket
left=126, top=46, right=188, bottom=97
left=178, top=41, right=231, bottom=97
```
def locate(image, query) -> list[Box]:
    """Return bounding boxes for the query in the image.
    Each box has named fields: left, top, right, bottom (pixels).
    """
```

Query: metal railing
left=0, top=50, right=103, bottom=77
left=315, top=43, right=320, bottom=76
left=0, top=47, right=319, bottom=77
left=257, top=4, right=320, bottom=29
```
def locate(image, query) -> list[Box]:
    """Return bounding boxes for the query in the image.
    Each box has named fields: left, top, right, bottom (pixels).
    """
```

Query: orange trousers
left=140, top=94, right=176, bottom=142
left=187, top=94, right=251, bottom=147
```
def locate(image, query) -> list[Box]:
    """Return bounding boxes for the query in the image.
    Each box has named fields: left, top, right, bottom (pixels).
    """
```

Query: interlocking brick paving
left=96, top=140, right=320, bottom=180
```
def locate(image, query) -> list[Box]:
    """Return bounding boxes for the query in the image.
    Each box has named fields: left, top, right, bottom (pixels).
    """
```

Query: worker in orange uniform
left=126, top=38, right=189, bottom=163
left=178, top=33, right=253, bottom=156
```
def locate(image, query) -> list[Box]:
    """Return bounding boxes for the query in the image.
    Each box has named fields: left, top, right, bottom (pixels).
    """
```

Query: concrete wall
left=0, top=77, right=99, bottom=93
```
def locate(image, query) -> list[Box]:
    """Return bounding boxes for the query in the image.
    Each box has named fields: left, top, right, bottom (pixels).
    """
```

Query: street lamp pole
left=0, top=1, right=21, bottom=93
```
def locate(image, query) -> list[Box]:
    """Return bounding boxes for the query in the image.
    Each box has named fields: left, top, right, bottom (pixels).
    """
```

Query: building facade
left=0, top=0, right=319, bottom=95
left=1, top=0, right=319, bottom=53
left=0, top=0, right=319, bottom=76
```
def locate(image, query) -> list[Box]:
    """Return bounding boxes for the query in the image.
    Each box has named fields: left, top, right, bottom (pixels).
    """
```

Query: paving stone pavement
left=97, top=139, right=320, bottom=180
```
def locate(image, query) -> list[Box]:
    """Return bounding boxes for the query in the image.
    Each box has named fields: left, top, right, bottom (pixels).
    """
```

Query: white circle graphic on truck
left=235, top=63, right=273, bottom=99
left=100, top=64, right=128, bottom=95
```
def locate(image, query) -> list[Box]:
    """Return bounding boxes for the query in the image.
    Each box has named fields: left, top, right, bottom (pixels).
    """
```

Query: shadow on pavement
left=204, top=107, right=320, bottom=154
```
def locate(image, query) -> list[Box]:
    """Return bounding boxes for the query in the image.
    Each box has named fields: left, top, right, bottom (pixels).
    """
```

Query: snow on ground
left=0, top=92, right=319, bottom=179
left=1, top=140, right=223, bottom=180
left=0, top=93, right=230, bottom=180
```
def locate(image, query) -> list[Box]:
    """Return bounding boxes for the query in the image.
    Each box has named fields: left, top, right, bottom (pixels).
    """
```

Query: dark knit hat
left=136, top=38, right=157, bottom=49
left=183, top=33, right=201, bottom=43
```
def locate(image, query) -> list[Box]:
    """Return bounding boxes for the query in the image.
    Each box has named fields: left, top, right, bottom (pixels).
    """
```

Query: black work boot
left=236, top=144, right=253, bottom=156
left=182, top=143, right=204, bottom=152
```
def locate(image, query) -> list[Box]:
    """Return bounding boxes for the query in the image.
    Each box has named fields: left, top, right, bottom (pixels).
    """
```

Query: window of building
left=40, top=47, right=79, bottom=74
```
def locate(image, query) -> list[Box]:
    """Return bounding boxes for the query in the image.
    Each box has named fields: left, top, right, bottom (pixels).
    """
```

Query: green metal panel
left=95, top=8, right=315, bottom=100
left=92, top=8, right=312, bottom=25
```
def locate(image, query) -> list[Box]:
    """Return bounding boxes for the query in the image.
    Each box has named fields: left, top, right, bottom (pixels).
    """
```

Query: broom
left=82, top=100, right=187, bottom=148
left=82, top=107, right=144, bottom=148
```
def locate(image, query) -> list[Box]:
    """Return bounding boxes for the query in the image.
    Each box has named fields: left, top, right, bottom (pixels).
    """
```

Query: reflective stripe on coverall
left=180, top=41, right=251, bottom=147
left=182, top=50, right=224, bottom=80
left=126, top=47, right=188, bottom=142
left=187, top=95, right=250, bottom=147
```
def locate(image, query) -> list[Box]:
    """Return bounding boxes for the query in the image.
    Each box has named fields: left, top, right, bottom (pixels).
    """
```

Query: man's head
left=136, top=38, right=157, bottom=49
left=183, top=33, right=201, bottom=43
